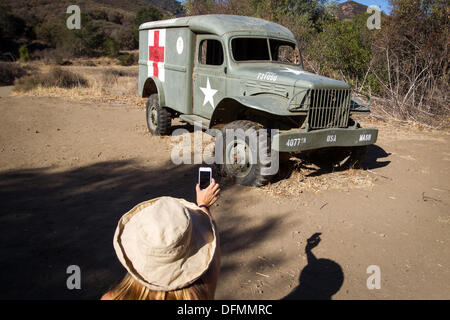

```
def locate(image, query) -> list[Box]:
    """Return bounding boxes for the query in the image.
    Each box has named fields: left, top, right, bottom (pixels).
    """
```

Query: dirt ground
left=0, top=94, right=449, bottom=300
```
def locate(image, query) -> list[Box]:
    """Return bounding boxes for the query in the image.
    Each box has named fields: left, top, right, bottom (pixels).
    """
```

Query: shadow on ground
left=0, top=159, right=284, bottom=299
left=282, top=233, right=344, bottom=300
left=273, top=144, right=391, bottom=182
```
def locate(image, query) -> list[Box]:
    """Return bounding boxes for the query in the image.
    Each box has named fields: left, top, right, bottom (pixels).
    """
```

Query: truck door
left=193, top=35, right=227, bottom=119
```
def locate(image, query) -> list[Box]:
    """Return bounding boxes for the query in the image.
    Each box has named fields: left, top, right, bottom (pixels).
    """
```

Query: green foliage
left=111, top=26, right=136, bottom=50
left=103, top=37, right=120, bottom=58
left=19, top=44, right=30, bottom=62
left=310, top=15, right=372, bottom=79
left=133, top=6, right=164, bottom=27
left=117, top=53, right=136, bottom=66
left=35, top=14, right=107, bottom=57
left=131, top=6, right=164, bottom=48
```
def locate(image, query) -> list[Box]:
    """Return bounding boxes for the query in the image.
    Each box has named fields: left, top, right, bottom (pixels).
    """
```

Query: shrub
left=0, top=61, right=31, bottom=85
left=19, top=45, right=30, bottom=62
left=35, top=15, right=107, bottom=57
left=14, top=76, right=40, bottom=92
left=31, top=48, right=73, bottom=65
left=14, top=67, right=88, bottom=92
left=108, top=11, right=124, bottom=24
left=43, top=68, right=88, bottom=88
left=117, top=53, right=135, bottom=66
left=103, top=38, right=119, bottom=58
left=111, top=26, right=136, bottom=50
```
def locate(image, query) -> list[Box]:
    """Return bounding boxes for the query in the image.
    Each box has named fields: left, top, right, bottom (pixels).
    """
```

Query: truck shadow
left=282, top=233, right=344, bottom=300
left=0, top=159, right=284, bottom=299
left=274, top=144, right=391, bottom=181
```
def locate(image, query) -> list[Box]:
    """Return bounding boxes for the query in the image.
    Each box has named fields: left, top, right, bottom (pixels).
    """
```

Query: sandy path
left=0, top=95, right=449, bottom=299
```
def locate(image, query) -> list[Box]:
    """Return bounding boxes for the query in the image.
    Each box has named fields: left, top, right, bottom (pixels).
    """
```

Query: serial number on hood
left=257, top=72, right=278, bottom=82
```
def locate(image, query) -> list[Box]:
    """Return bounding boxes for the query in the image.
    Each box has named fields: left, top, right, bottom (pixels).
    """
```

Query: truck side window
left=199, top=39, right=224, bottom=66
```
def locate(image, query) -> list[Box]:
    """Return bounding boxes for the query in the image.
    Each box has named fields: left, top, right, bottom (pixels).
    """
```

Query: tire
left=146, top=94, right=171, bottom=135
left=216, top=120, right=275, bottom=187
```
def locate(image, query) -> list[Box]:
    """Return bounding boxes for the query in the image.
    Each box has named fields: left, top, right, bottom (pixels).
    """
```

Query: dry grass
left=261, top=156, right=375, bottom=198
left=11, top=58, right=146, bottom=107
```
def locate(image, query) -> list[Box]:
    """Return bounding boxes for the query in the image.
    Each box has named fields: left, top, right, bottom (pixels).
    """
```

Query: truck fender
left=141, top=76, right=166, bottom=107
left=210, top=95, right=290, bottom=127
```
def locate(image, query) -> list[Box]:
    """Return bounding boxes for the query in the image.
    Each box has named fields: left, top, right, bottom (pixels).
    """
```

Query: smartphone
left=198, top=167, right=212, bottom=189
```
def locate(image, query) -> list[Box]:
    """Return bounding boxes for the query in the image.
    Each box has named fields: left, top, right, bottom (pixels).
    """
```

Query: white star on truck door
left=200, top=77, right=218, bottom=108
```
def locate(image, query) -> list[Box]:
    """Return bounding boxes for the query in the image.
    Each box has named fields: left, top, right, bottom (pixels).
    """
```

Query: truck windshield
left=231, top=37, right=301, bottom=66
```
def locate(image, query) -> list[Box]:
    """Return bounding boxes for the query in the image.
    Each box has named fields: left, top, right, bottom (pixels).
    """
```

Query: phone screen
left=199, top=170, right=211, bottom=189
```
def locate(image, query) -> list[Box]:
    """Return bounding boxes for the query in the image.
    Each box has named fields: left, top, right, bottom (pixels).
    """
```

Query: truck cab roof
left=139, top=14, right=295, bottom=40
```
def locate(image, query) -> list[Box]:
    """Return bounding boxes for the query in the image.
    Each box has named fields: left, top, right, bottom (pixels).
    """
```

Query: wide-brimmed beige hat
left=113, top=196, right=217, bottom=291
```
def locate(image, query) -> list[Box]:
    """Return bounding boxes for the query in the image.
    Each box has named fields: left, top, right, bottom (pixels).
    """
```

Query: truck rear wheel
left=146, top=94, right=171, bottom=136
left=216, top=120, right=275, bottom=187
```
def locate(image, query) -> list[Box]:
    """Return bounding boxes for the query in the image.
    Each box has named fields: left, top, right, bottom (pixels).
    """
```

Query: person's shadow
left=282, top=233, right=344, bottom=300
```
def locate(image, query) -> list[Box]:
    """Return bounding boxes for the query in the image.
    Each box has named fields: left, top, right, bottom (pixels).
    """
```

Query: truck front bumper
left=272, top=127, right=378, bottom=152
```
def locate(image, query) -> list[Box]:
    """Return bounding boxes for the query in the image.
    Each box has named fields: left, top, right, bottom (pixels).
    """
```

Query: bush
left=103, top=38, right=119, bottom=58
left=117, top=53, right=135, bottom=66
left=14, top=67, right=88, bottom=92
left=0, top=6, right=26, bottom=40
left=35, top=15, right=107, bottom=57
left=31, top=48, right=73, bottom=65
left=43, top=68, right=88, bottom=88
left=19, top=44, right=30, bottom=62
left=108, top=11, right=123, bottom=24
left=111, top=26, right=137, bottom=50
left=308, top=15, right=372, bottom=80
left=0, top=61, right=31, bottom=85
left=14, top=76, right=40, bottom=91
left=132, top=7, right=164, bottom=46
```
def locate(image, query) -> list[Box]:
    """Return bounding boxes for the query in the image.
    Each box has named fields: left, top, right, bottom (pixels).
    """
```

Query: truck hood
left=236, top=64, right=351, bottom=90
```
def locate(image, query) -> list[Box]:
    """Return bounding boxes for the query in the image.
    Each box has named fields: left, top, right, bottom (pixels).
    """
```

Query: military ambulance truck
left=138, top=14, right=378, bottom=186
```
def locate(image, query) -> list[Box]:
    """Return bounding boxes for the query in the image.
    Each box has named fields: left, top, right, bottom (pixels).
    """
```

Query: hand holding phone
left=196, top=167, right=220, bottom=210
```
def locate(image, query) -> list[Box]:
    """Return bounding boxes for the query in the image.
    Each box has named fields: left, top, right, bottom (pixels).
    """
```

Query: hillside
left=334, top=1, right=368, bottom=20
left=1, top=0, right=184, bottom=24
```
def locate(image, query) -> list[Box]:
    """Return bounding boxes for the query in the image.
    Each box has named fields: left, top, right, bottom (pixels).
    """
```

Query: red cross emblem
left=148, top=29, right=165, bottom=80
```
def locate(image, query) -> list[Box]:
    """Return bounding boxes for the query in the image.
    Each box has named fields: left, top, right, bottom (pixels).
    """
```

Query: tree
left=133, top=6, right=164, bottom=27
left=0, top=5, right=26, bottom=40
left=103, top=38, right=119, bottom=58
left=131, top=6, right=165, bottom=48
left=370, top=0, right=449, bottom=122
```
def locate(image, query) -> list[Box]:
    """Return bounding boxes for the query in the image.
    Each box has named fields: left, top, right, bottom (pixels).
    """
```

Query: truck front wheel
left=146, top=94, right=171, bottom=136
left=217, top=120, right=275, bottom=187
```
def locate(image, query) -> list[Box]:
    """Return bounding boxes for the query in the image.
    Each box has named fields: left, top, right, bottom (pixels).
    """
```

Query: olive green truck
left=138, top=14, right=378, bottom=186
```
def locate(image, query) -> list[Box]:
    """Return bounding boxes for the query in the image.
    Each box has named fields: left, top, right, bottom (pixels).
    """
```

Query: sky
left=177, top=1, right=392, bottom=14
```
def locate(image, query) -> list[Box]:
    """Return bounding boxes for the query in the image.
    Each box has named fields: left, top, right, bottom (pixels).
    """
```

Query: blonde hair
left=107, top=273, right=211, bottom=300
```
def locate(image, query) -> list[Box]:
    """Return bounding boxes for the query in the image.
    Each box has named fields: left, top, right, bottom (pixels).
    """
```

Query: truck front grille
left=308, top=89, right=351, bottom=129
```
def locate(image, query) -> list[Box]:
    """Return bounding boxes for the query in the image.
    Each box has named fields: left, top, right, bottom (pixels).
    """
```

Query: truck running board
left=179, top=114, right=210, bottom=129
